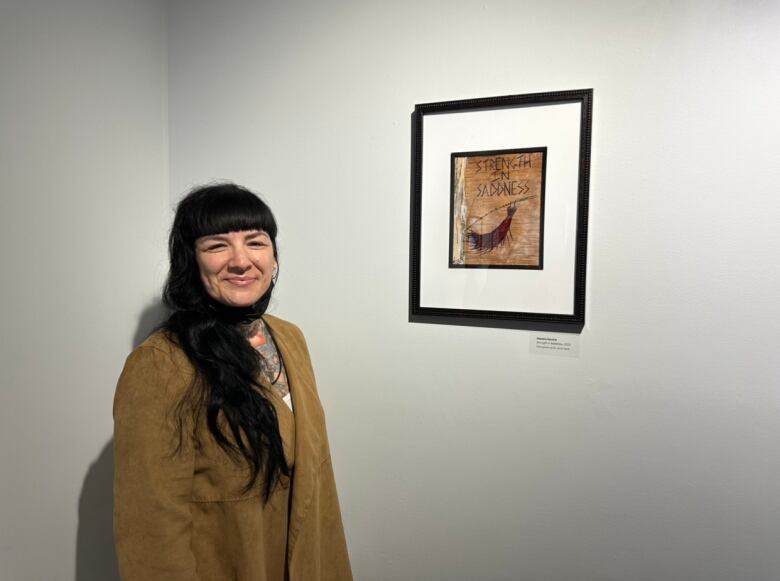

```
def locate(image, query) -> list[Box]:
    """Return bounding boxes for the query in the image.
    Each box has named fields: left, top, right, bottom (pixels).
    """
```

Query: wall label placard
left=530, top=334, right=580, bottom=357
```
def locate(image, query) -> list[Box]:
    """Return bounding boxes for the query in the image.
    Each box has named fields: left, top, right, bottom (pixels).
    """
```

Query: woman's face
left=195, top=230, right=276, bottom=308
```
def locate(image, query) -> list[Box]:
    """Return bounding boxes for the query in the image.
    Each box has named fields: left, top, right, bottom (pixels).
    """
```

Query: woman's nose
left=228, top=248, right=251, bottom=269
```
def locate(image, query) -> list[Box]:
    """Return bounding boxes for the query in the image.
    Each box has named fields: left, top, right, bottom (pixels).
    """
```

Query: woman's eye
left=206, top=244, right=225, bottom=251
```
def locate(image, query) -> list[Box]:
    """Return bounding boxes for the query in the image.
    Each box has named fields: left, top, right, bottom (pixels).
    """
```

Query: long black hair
left=162, top=182, right=289, bottom=500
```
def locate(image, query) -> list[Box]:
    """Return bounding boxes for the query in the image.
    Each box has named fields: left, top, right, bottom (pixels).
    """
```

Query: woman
left=113, top=183, right=352, bottom=581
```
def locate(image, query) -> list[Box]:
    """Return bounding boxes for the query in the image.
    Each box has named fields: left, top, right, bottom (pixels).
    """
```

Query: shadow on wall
left=133, top=299, right=170, bottom=348
left=75, top=300, right=169, bottom=581
left=76, top=440, right=119, bottom=581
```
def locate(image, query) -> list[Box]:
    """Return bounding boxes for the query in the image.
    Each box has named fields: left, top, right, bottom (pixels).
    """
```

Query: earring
left=272, top=265, right=278, bottom=285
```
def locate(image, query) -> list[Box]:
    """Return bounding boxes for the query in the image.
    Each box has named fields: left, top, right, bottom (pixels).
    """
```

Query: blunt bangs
left=180, top=184, right=277, bottom=243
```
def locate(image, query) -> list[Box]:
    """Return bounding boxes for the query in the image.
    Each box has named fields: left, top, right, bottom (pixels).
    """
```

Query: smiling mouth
left=225, top=278, right=257, bottom=287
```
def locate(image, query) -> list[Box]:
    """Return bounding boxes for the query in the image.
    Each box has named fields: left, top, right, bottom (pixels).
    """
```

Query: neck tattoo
left=254, top=320, right=284, bottom=387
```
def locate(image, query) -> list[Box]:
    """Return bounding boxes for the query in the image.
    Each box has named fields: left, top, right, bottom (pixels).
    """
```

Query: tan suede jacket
left=113, top=315, right=352, bottom=581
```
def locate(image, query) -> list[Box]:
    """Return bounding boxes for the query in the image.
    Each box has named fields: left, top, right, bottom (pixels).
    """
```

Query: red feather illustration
left=467, top=204, right=518, bottom=252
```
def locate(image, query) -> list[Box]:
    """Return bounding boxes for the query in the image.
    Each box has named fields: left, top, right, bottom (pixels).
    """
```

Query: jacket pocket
left=190, top=441, right=263, bottom=502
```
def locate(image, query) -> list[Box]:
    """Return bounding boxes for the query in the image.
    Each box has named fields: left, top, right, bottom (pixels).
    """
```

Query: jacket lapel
left=263, top=316, right=326, bottom=548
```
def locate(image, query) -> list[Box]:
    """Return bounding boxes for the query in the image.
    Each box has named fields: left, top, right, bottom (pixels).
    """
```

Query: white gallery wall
left=2, top=0, right=780, bottom=580
left=168, top=1, right=780, bottom=580
left=0, top=0, right=168, bottom=579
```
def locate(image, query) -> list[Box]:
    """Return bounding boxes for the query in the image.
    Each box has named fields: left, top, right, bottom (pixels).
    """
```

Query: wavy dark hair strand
left=162, top=183, right=289, bottom=500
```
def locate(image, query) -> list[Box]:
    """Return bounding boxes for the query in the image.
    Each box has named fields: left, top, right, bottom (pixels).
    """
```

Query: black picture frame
left=409, top=89, right=593, bottom=333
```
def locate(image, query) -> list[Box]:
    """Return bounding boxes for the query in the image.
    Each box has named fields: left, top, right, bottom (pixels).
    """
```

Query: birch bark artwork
left=450, top=148, right=546, bottom=269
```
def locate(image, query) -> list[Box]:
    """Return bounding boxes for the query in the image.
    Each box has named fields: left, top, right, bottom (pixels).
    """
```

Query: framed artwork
left=450, top=146, right=547, bottom=270
left=409, top=89, right=593, bottom=333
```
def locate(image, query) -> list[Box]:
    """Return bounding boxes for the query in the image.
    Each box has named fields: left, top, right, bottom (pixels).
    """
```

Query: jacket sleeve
left=113, top=345, right=199, bottom=581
